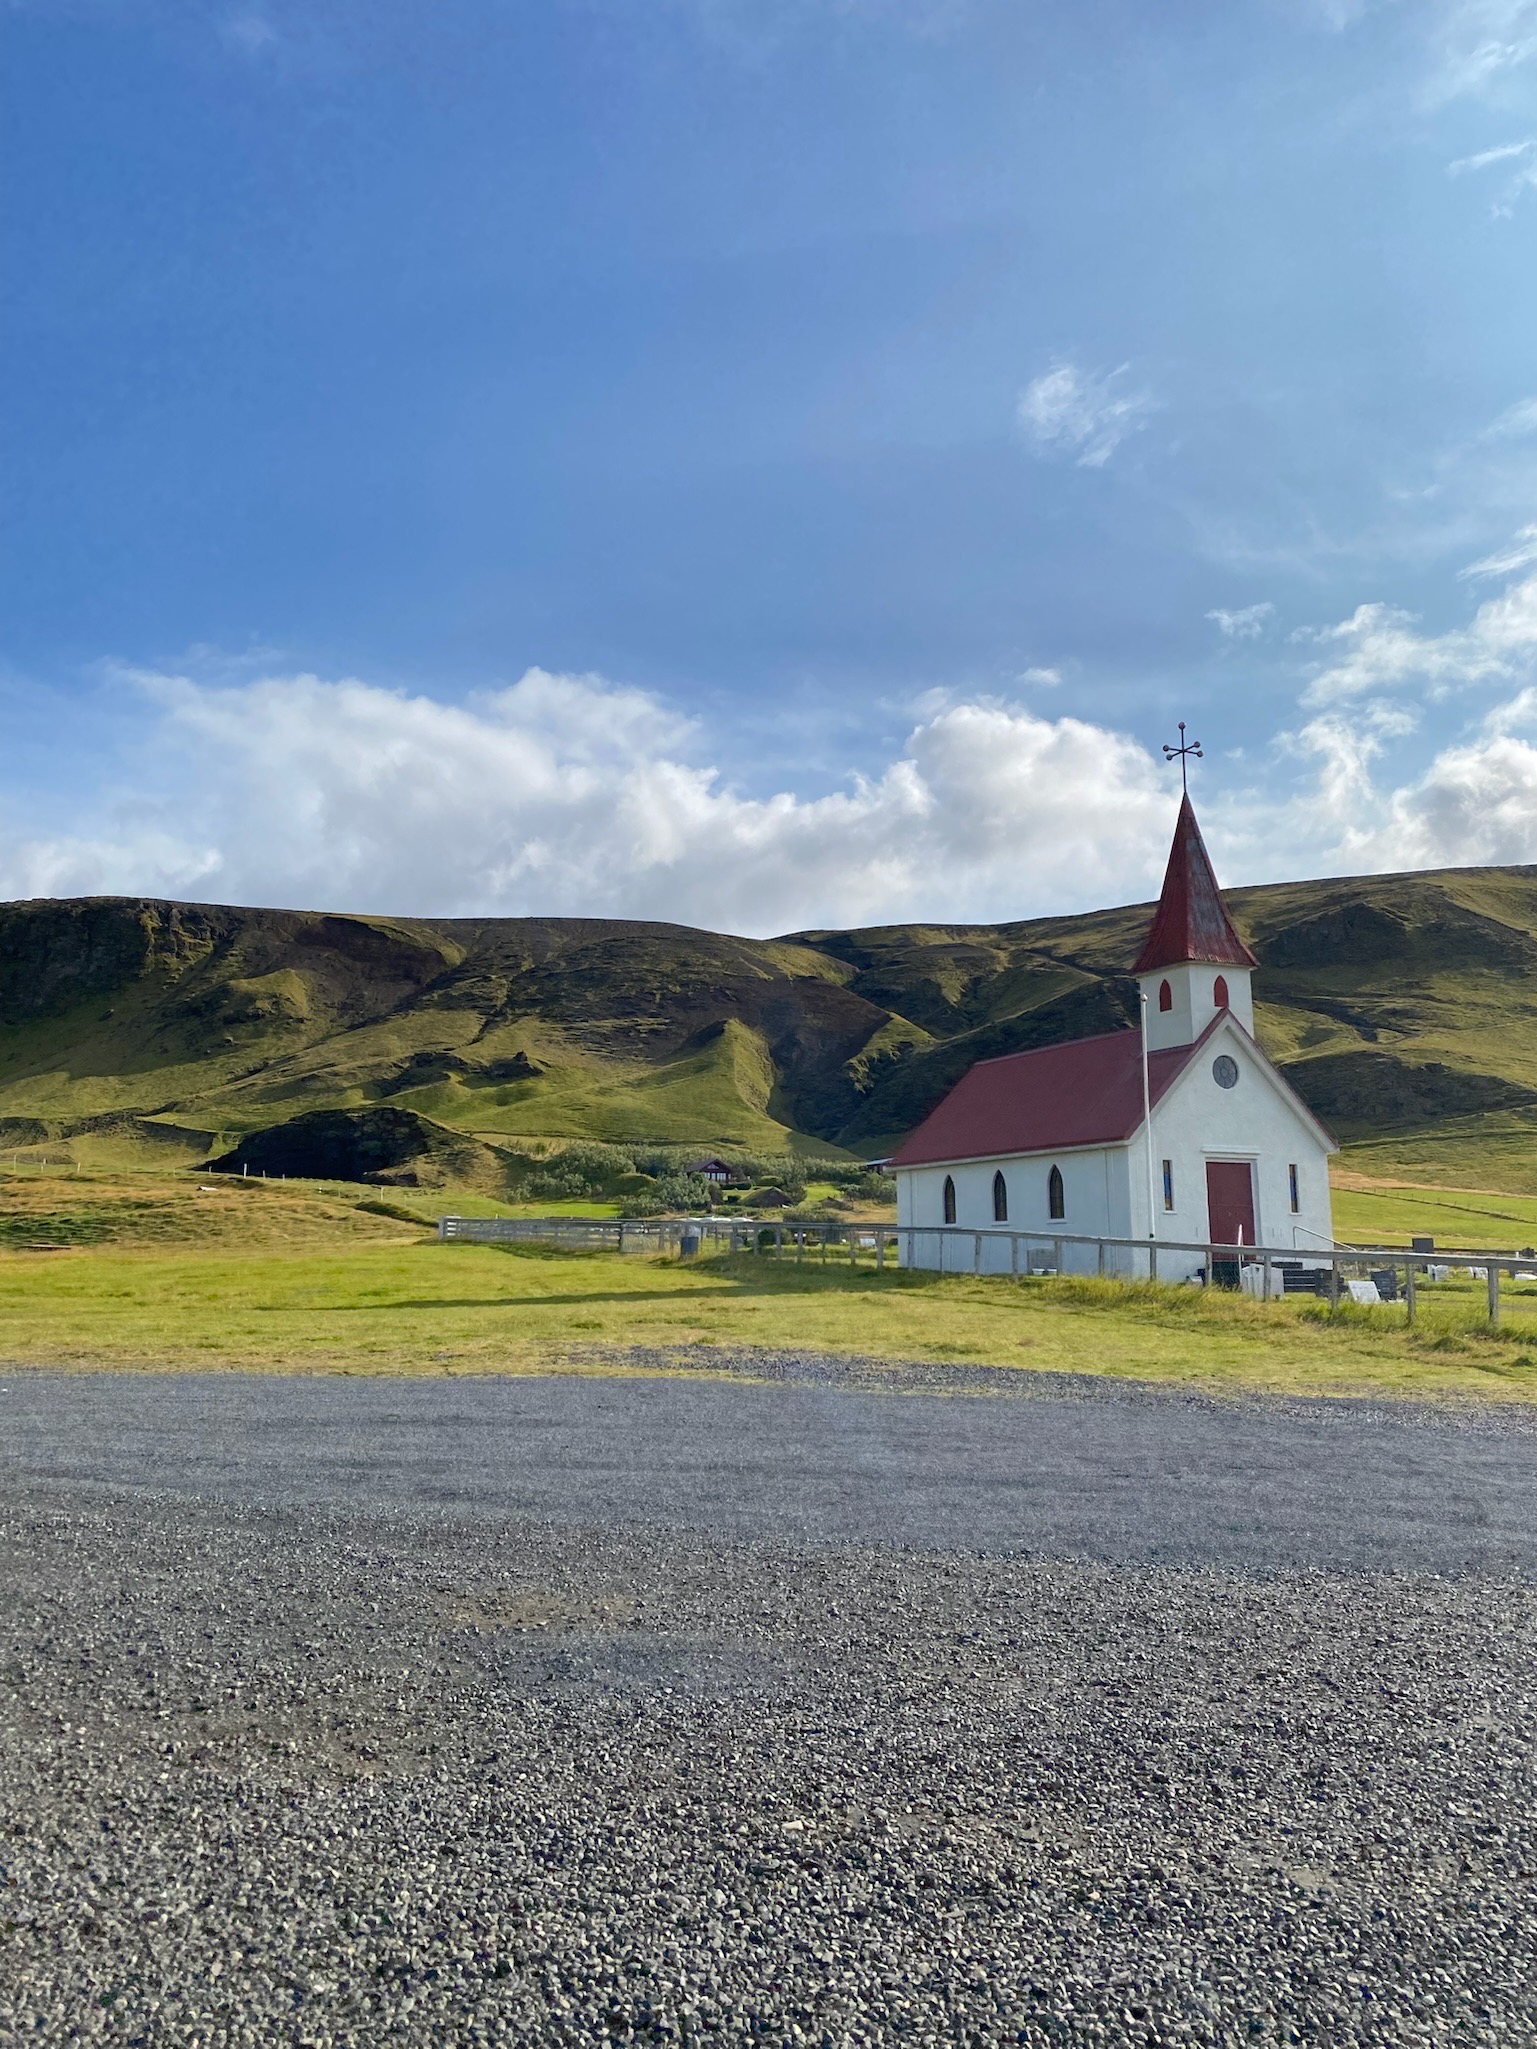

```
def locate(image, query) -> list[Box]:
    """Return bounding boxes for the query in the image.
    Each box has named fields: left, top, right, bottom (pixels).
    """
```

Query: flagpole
left=1140, top=988, right=1158, bottom=1272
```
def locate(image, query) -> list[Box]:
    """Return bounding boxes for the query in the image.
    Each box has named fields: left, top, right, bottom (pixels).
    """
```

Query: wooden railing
left=436, top=1215, right=1533, bottom=1325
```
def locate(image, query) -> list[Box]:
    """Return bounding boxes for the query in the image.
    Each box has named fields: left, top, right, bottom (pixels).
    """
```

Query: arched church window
left=1047, top=1165, right=1065, bottom=1220
left=1158, top=979, right=1172, bottom=1013
left=942, top=1175, right=956, bottom=1225
left=992, top=1171, right=1008, bottom=1222
left=1214, top=974, right=1230, bottom=1009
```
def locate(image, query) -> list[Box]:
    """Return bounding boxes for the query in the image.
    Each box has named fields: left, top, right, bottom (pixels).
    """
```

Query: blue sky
left=3, top=0, right=1537, bottom=929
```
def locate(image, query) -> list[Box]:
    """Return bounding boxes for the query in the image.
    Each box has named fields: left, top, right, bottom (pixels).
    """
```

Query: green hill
left=6, top=863, right=1537, bottom=1188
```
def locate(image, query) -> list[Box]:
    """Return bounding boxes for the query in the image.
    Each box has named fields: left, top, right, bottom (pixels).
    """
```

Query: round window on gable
left=942, top=1174, right=956, bottom=1224
left=1212, top=1054, right=1240, bottom=1090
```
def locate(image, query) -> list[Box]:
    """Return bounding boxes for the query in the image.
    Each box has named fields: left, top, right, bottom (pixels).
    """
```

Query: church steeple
left=1133, top=794, right=1256, bottom=1050
left=1132, top=794, right=1256, bottom=975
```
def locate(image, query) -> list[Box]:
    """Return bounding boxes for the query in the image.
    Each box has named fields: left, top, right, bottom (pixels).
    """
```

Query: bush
left=513, top=1142, right=636, bottom=1202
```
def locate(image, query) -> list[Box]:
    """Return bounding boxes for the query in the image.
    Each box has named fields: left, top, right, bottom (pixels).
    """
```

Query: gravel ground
left=3, top=1363, right=1537, bottom=2046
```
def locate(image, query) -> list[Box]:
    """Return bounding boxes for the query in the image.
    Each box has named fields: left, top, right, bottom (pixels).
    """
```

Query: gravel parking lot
left=3, top=1361, right=1537, bottom=2045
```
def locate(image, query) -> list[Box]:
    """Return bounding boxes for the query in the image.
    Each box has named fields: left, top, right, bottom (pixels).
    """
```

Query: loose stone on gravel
left=3, top=1485, right=1537, bottom=2046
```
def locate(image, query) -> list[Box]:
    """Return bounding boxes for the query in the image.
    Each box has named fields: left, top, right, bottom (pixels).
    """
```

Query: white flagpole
left=1140, top=988, right=1158, bottom=1264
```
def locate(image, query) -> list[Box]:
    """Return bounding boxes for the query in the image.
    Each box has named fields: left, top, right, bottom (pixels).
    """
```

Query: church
left=890, top=795, right=1337, bottom=1282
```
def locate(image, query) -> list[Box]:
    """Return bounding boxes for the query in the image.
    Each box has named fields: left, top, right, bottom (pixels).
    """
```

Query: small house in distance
left=890, top=796, right=1337, bottom=1279
left=687, top=1157, right=749, bottom=1187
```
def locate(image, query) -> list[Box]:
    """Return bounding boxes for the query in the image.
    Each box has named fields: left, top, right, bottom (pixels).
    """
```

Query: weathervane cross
left=1162, top=720, right=1203, bottom=794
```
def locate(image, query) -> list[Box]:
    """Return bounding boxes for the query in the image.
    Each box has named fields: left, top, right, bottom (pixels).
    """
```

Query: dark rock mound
left=210, top=1107, right=445, bottom=1182
left=1257, top=902, right=1412, bottom=970
left=1280, top=1050, right=1537, bottom=1131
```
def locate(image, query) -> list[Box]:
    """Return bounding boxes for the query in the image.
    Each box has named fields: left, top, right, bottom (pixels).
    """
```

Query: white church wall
left=895, top=1147, right=1133, bottom=1275
left=1132, top=1017, right=1334, bottom=1271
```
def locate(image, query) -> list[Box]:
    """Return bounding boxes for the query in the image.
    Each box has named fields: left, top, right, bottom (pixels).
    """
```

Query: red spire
left=1131, top=794, right=1257, bottom=974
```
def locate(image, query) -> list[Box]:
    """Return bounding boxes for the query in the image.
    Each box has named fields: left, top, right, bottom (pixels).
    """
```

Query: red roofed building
left=891, top=799, right=1336, bottom=1279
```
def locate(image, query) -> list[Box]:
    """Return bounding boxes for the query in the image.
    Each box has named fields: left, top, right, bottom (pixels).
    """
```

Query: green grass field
left=5, top=1167, right=1537, bottom=1403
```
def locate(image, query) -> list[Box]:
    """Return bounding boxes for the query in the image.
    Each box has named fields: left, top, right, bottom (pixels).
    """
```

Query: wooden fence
left=436, top=1215, right=1533, bottom=1325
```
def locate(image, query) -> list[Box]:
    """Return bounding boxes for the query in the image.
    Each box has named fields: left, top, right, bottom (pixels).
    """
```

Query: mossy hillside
left=10, top=863, right=1537, bottom=1172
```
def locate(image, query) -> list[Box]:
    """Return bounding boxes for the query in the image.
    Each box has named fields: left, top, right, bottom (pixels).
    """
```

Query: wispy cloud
left=1460, top=525, right=1537, bottom=579
left=1206, top=602, right=1275, bottom=640
left=221, top=13, right=277, bottom=55
left=1427, top=0, right=1537, bottom=100
left=1018, top=666, right=1062, bottom=686
left=1448, top=134, right=1537, bottom=210
left=1016, top=361, right=1156, bottom=469
left=1480, top=394, right=1537, bottom=439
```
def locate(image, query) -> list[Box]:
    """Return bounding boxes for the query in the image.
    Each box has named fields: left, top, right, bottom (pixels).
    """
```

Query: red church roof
left=1131, top=794, right=1257, bottom=974
left=890, top=1026, right=1207, bottom=1169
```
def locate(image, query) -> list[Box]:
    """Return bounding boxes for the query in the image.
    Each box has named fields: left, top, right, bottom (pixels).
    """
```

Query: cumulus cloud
left=0, top=667, right=1180, bottom=933
left=1295, top=565, right=1537, bottom=704
left=1016, top=361, right=1156, bottom=469
left=1206, top=602, right=1275, bottom=640
left=16, top=643, right=1537, bottom=934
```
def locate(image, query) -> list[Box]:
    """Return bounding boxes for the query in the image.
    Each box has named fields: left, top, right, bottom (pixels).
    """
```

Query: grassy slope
left=8, top=862, right=1537, bottom=1178
left=4, top=1171, right=1537, bottom=1400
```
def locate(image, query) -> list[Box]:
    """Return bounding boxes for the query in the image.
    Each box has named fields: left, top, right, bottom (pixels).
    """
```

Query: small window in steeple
left=1158, top=979, right=1172, bottom=1012
left=1214, top=974, right=1230, bottom=1009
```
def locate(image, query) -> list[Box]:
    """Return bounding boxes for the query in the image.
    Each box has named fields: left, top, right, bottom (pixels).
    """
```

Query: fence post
left=1329, top=1255, right=1340, bottom=1314
left=1097, top=1238, right=1106, bottom=1277
left=974, top=1232, right=982, bottom=1274
left=876, top=1233, right=885, bottom=1272
left=1404, top=1257, right=1415, bottom=1325
left=1010, top=1234, right=1019, bottom=1280
left=1489, top=1263, right=1502, bottom=1328
left=1053, top=1237, right=1063, bottom=1275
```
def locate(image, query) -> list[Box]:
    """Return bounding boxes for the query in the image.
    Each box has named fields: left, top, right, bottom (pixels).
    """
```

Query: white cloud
left=1427, top=0, right=1537, bottom=99
left=1206, top=602, right=1275, bottom=640
left=1018, top=666, right=1062, bottom=686
left=0, top=666, right=1179, bottom=933
left=1448, top=137, right=1536, bottom=172
left=222, top=13, right=277, bottom=54
left=1480, top=394, right=1537, bottom=439
left=1016, top=360, right=1156, bottom=469
left=1460, top=524, right=1537, bottom=578
left=1448, top=134, right=1537, bottom=210
left=1295, top=568, right=1537, bottom=704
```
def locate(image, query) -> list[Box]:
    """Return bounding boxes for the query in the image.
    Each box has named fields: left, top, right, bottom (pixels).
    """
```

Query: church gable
left=1159, top=1010, right=1336, bottom=1155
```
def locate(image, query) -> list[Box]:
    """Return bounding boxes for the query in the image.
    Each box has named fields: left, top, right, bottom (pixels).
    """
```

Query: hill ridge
left=6, top=861, right=1537, bottom=1181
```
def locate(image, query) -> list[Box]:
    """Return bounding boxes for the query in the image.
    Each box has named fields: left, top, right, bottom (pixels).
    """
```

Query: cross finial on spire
left=1162, top=721, right=1203, bottom=794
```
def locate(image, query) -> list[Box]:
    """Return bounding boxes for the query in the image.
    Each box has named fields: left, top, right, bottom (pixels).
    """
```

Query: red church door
left=1206, top=1161, right=1255, bottom=1249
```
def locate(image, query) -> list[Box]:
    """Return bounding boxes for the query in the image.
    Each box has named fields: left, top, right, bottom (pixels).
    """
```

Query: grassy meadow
left=6, top=1165, right=1537, bottom=1403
